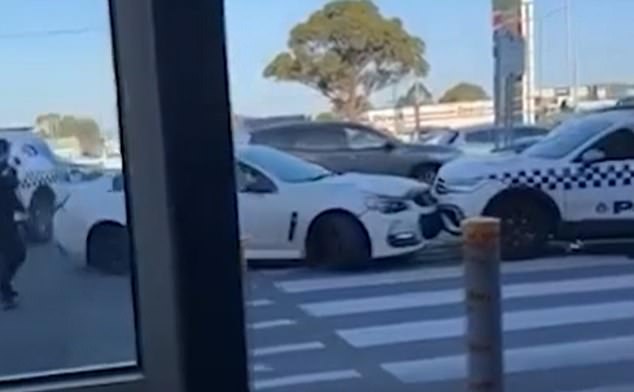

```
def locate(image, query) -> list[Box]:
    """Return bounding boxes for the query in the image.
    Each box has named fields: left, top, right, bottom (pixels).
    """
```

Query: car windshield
left=523, top=118, right=613, bottom=159
left=239, top=147, right=333, bottom=183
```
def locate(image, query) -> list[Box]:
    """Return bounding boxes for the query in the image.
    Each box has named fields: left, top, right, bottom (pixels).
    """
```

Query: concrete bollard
left=462, top=217, right=504, bottom=392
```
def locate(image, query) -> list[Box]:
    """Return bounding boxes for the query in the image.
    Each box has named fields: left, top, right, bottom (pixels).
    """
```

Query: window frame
left=0, top=0, right=249, bottom=391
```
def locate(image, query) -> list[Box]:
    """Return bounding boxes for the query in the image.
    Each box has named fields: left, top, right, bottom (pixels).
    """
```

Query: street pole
left=414, top=79, right=421, bottom=130
left=565, top=0, right=578, bottom=106
left=463, top=217, right=504, bottom=392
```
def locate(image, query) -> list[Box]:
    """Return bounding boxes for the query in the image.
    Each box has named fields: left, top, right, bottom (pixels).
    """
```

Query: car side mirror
left=580, top=149, right=605, bottom=165
left=244, top=177, right=274, bottom=194
left=383, top=141, right=397, bottom=151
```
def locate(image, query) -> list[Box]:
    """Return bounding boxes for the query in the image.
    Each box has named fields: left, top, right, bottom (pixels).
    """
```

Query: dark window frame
left=1, top=0, right=249, bottom=391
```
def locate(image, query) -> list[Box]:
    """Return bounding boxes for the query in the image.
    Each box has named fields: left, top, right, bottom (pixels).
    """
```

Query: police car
left=434, top=110, right=634, bottom=260
left=1, top=127, right=66, bottom=242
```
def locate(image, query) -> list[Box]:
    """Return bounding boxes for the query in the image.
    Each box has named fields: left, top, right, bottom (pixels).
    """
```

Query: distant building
left=362, top=100, right=494, bottom=134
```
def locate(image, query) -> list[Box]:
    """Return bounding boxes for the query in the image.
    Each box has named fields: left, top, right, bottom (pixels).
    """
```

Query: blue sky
left=1, top=0, right=633, bottom=130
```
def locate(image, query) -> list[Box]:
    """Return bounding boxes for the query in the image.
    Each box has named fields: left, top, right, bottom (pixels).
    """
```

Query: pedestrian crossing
left=247, top=255, right=634, bottom=391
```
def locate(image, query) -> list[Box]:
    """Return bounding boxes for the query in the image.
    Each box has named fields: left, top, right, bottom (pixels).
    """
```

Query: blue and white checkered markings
left=489, top=163, right=634, bottom=191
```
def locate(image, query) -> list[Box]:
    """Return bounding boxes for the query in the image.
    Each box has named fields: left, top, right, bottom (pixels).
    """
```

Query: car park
left=0, top=127, right=69, bottom=242
left=236, top=145, right=439, bottom=266
left=54, top=171, right=129, bottom=275
left=243, top=121, right=462, bottom=184
left=434, top=110, right=634, bottom=260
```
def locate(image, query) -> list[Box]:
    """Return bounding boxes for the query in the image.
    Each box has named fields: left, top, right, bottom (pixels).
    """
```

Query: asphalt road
left=245, top=253, right=634, bottom=392
left=0, top=244, right=136, bottom=381
left=3, top=242, right=634, bottom=392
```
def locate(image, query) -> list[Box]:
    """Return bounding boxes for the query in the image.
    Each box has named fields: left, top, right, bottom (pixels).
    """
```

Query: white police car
left=1, top=127, right=67, bottom=242
left=434, top=110, right=634, bottom=260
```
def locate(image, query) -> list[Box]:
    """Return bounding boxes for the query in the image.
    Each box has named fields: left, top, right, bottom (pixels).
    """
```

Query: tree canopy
left=35, top=113, right=103, bottom=156
left=263, top=0, right=428, bottom=120
left=315, top=112, right=338, bottom=121
left=438, top=82, right=488, bottom=103
left=396, top=81, right=433, bottom=108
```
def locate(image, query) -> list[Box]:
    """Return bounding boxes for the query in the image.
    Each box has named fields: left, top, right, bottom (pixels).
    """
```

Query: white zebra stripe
left=276, top=256, right=631, bottom=293
left=562, top=385, right=634, bottom=392
left=252, top=342, right=325, bottom=357
left=253, top=370, right=361, bottom=390
left=249, top=319, right=297, bottom=330
left=301, top=274, right=634, bottom=317
left=247, top=299, right=274, bottom=307
left=383, top=335, right=634, bottom=384
left=338, top=301, right=634, bottom=347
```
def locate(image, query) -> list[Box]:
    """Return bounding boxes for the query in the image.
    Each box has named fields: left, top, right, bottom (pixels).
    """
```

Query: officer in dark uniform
left=0, top=139, right=26, bottom=310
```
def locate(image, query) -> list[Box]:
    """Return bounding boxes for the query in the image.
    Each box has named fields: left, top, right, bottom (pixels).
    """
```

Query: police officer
left=0, top=139, right=26, bottom=310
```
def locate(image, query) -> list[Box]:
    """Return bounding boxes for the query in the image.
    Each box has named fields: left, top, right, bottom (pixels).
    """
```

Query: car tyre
left=411, top=163, right=439, bottom=184
left=306, top=213, right=371, bottom=269
left=87, top=224, right=130, bottom=276
left=487, top=196, right=551, bottom=261
left=27, top=190, right=55, bottom=243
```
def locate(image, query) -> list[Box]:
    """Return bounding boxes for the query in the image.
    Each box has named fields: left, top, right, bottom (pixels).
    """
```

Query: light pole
left=565, top=0, right=579, bottom=106
left=536, top=0, right=579, bottom=115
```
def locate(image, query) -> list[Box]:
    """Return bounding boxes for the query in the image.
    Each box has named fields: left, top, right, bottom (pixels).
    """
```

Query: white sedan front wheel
left=306, top=213, right=371, bottom=268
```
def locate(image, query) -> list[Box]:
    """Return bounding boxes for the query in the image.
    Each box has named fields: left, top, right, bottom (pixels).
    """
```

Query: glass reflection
left=0, top=0, right=136, bottom=381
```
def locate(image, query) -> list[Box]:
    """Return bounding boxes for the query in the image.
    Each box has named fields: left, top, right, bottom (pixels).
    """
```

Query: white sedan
left=54, top=172, right=129, bottom=275
left=236, top=146, right=437, bottom=266
left=53, top=146, right=441, bottom=273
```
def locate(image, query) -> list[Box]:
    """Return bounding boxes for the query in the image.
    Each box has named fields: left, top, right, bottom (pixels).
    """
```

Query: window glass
left=513, top=126, right=548, bottom=139
left=224, top=0, right=634, bottom=391
left=238, top=146, right=331, bottom=183
left=344, top=127, right=387, bottom=149
left=524, top=118, right=613, bottom=159
left=588, top=128, right=634, bottom=160
left=464, top=128, right=495, bottom=143
left=293, top=127, right=346, bottom=150
left=250, top=127, right=299, bottom=149
left=0, top=0, right=137, bottom=383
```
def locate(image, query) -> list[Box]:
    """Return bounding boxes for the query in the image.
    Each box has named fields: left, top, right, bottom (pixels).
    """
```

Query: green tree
left=35, top=113, right=104, bottom=156
left=263, top=0, right=428, bottom=120
left=315, top=112, right=338, bottom=121
left=438, top=82, right=489, bottom=103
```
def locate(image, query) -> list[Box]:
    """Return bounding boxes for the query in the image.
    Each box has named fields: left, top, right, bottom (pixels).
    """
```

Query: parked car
left=0, top=127, right=70, bottom=242
left=244, top=121, right=462, bottom=184
left=490, top=135, right=545, bottom=154
left=434, top=110, right=634, bottom=260
left=54, top=145, right=444, bottom=272
left=414, top=124, right=550, bottom=155
left=236, top=145, right=439, bottom=266
left=54, top=172, right=129, bottom=275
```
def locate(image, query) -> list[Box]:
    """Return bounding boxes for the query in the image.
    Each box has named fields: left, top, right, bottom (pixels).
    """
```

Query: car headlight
left=366, top=196, right=410, bottom=214
left=441, top=177, right=486, bottom=193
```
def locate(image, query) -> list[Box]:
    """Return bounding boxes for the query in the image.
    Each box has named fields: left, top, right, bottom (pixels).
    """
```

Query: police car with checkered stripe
left=434, top=110, right=634, bottom=260
left=1, top=128, right=67, bottom=242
